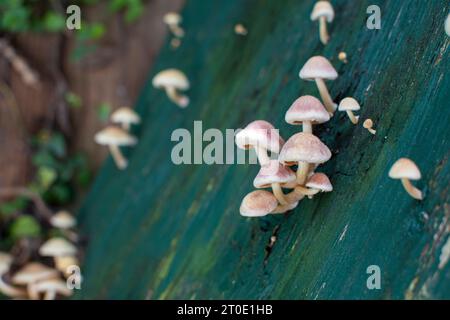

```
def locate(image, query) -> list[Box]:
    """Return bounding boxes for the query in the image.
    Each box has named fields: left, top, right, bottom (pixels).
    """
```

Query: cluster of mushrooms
left=0, top=211, right=80, bottom=300
left=236, top=1, right=425, bottom=217
left=94, top=107, right=140, bottom=170
left=163, top=12, right=185, bottom=49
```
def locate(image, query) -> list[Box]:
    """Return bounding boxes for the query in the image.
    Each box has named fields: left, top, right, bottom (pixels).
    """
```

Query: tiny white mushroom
left=234, top=24, right=248, bottom=35
left=39, top=237, right=77, bottom=258
left=363, top=118, right=376, bottom=134
left=163, top=12, right=185, bottom=37
left=94, top=126, right=137, bottom=170
left=388, top=158, right=423, bottom=200
left=110, top=107, right=141, bottom=131
left=50, top=211, right=76, bottom=229
left=338, top=97, right=361, bottom=124
left=239, top=190, right=278, bottom=217
left=152, top=69, right=190, bottom=108
left=310, top=1, right=335, bottom=45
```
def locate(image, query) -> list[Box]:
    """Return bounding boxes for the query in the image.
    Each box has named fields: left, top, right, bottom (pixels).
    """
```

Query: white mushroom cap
left=55, top=256, right=79, bottom=276
left=338, top=97, right=361, bottom=111
left=279, top=132, right=332, bottom=165
left=163, top=12, right=182, bottom=25
left=39, top=238, right=77, bottom=257
left=111, top=107, right=141, bottom=125
left=239, top=190, right=278, bottom=217
left=311, top=1, right=335, bottom=22
left=299, top=56, right=338, bottom=81
left=0, top=252, right=12, bottom=274
left=235, top=120, right=284, bottom=153
left=31, top=278, right=72, bottom=297
left=152, top=69, right=190, bottom=90
left=94, top=126, right=137, bottom=146
left=285, top=95, right=330, bottom=125
left=306, top=173, right=333, bottom=192
left=253, top=160, right=296, bottom=188
left=12, top=263, right=58, bottom=285
left=50, top=211, right=76, bottom=229
left=388, top=158, right=422, bottom=180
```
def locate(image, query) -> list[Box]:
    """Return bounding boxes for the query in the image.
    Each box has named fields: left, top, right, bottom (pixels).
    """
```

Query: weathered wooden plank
left=76, top=0, right=450, bottom=299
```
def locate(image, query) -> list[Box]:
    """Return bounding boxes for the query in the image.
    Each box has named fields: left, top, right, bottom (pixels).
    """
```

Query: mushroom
left=279, top=132, right=332, bottom=185
left=338, top=52, right=348, bottom=63
left=235, top=120, right=284, bottom=166
left=0, top=252, right=26, bottom=298
left=12, top=262, right=59, bottom=300
left=50, top=211, right=76, bottom=230
left=30, top=278, right=72, bottom=300
left=253, top=160, right=296, bottom=205
left=271, top=201, right=299, bottom=214
left=152, top=69, right=190, bottom=108
left=110, top=107, right=141, bottom=131
left=388, top=158, right=423, bottom=200
left=39, top=237, right=77, bottom=258
left=338, top=97, right=360, bottom=124
left=239, top=190, right=278, bottom=217
left=94, top=126, right=137, bottom=170
left=310, top=1, right=335, bottom=45
left=163, top=12, right=184, bottom=37
left=363, top=118, right=376, bottom=134
left=295, top=172, right=333, bottom=198
left=285, top=95, right=330, bottom=133
left=55, top=256, right=79, bottom=278
left=299, top=56, right=338, bottom=115
left=234, top=24, right=248, bottom=35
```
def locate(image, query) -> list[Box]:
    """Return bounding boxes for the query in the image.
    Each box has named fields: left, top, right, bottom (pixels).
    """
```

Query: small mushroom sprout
left=338, top=97, right=360, bottom=124
left=95, top=126, right=137, bottom=170
left=363, top=118, right=376, bottom=134
left=111, top=107, right=141, bottom=131
left=152, top=69, right=190, bottom=108
left=163, top=12, right=185, bottom=38
left=234, top=24, right=248, bottom=35
left=389, top=158, right=424, bottom=200
left=310, top=1, right=335, bottom=45
left=285, top=95, right=330, bottom=133
left=295, top=173, right=333, bottom=199
left=338, top=52, right=348, bottom=63
left=300, top=56, right=338, bottom=115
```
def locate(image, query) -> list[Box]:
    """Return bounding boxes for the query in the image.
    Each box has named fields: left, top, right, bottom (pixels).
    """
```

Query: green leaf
left=37, top=166, right=57, bottom=191
left=9, top=215, right=42, bottom=239
left=0, top=197, right=28, bottom=217
left=47, top=132, right=66, bottom=158
left=32, top=150, right=57, bottom=168
left=65, top=92, right=82, bottom=109
left=42, top=12, right=66, bottom=32
left=0, top=4, right=30, bottom=32
left=98, top=103, right=111, bottom=122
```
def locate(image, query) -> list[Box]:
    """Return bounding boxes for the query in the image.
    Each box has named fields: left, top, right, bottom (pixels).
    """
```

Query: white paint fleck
left=339, top=224, right=349, bottom=242
left=438, top=236, right=450, bottom=269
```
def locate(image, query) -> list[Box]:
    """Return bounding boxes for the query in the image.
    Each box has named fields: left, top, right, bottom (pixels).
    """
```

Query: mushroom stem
left=285, top=187, right=306, bottom=203
left=165, top=86, right=189, bottom=108
left=346, top=111, right=359, bottom=124
left=296, top=161, right=310, bottom=185
left=367, top=127, right=376, bottom=135
left=254, top=146, right=270, bottom=166
left=44, top=290, right=56, bottom=301
left=169, top=25, right=184, bottom=38
left=319, top=16, right=329, bottom=45
left=0, top=275, right=26, bottom=298
left=27, top=284, right=40, bottom=300
left=315, top=78, right=336, bottom=114
left=108, top=145, right=128, bottom=170
left=295, top=186, right=319, bottom=196
left=122, top=123, right=130, bottom=131
left=401, top=178, right=423, bottom=200
left=303, top=121, right=313, bottom=133
left=271, top=183, right=287, bottom=205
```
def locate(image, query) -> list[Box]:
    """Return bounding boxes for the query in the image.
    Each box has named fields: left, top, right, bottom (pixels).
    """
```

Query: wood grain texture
left=77, top=0, right=450, bottom=299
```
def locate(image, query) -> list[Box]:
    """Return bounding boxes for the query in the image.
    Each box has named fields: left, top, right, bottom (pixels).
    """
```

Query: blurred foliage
left=97, top=102, right=111, bottom=122
left=0, top=0, right=145, bottom=60
left=9, top=215, right=41, bottom=240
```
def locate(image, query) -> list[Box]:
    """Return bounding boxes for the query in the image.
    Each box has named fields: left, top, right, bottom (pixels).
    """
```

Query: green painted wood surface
left=76, top=0, right=450, bottom=299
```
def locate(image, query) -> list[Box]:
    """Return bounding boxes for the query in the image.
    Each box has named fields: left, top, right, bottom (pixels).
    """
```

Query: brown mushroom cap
left=299, top=56, right=338, bottom=81
left=235, top=120, right=284, bottom=153
left=338, top=97, right=361, bottom=111
left=152, top=69, right=189, bottom=90
left=306, top=173, right=333, bottom=192
left=39, top=238, right=77, bottom=258
left=388, top=158, right=421, bottom=180
left=285, top=95, right=330, bottom=125
left=12, top=263, right=58, bottom=285
left=253, top=160, right=296, bottom=188
left=279, top=132, right=332, bottom=165
left=239, top=190, right=278, bottom=217
left=310, top=1, right=335, bottom=22
left=94, top=126, right=137, bottom=146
